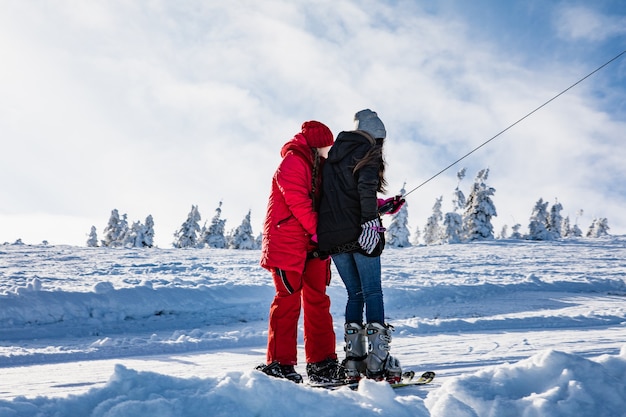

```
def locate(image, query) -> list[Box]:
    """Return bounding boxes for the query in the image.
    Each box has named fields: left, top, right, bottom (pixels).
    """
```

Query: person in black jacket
left=317, top=109, right=405, bottom=383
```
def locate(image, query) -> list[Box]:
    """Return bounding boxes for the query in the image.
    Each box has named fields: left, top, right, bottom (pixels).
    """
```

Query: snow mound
left=427, top=347, right=626, bottom=417
left=2, top=348, right=626, bottom=417
left=0, top=365, right=428, bottom=417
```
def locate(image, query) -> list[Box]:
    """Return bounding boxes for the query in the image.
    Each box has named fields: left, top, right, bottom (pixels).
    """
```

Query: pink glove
left=378, top=195, right=405, bottom=215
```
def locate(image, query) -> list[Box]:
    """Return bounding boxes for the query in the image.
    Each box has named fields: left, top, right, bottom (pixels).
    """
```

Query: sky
left=1, top=0, right=625, bottom=247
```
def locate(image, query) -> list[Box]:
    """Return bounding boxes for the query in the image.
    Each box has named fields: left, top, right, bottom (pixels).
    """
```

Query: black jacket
left=317, top=131, right=384, bottom=254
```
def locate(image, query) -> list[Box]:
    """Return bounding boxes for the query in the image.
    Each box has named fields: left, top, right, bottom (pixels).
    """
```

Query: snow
left=1, top=237, right=625, bottom=417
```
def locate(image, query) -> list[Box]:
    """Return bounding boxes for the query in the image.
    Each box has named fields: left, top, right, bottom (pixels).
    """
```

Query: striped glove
left=358, top=218, right=385, bottom=254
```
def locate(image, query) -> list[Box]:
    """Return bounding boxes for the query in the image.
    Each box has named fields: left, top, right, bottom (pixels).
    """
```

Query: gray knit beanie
left=354, top=109, right=386, bottom=139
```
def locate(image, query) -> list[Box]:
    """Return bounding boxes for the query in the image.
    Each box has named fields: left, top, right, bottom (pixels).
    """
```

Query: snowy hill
left=1, top=238, right=625, bottom=416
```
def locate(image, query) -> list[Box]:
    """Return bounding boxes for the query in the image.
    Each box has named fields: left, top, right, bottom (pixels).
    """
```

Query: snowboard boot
left=255, top=361, right=303, bottom=384
left=342, top=322, right=367, bottom=382
left=306, top=358, right=345, bottom=384
left=364, top=322, right=402, bottom=383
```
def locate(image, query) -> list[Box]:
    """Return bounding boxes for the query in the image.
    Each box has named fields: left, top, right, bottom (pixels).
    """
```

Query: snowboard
left=389, top=370, right=435, bottom=388
left=308, top=370, right=435, bottom=390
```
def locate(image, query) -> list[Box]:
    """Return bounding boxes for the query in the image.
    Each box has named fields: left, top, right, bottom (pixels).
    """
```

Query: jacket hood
left=326, top=131, right=371, bottom=164
left=281, top=133, right=314, bottom=164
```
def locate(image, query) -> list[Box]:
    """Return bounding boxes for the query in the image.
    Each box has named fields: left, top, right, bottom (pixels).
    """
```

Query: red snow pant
left=266, top=257, right=337, bottom=366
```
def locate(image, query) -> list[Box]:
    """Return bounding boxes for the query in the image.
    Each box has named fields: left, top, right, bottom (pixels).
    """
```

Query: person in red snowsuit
left=259, top=121, right=342, bottom=384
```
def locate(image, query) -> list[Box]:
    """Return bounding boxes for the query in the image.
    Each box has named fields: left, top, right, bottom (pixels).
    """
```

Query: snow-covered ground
left=1, top=237, right=625, bottom=417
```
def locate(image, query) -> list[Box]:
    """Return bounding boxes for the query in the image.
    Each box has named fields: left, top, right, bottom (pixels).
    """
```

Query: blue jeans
left=331, top=252, right=384, bottom=324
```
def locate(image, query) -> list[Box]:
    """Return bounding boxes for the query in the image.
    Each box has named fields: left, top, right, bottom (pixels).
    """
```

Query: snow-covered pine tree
left=441, top=168, right=467, bottom=243
left=101, top=209, right=129, bottom=247
left=198, top=223, right=209, bottom=248
left=173, top=205, right=201, bottom=248
left=571, top=222, right=583, bottom=238
left=123, top=221, right=145, bottom=247
left=527, top=198, right=552, bottom=240
left=548, top=200, right=563, bottom=239
left=510, top=224, right=523, bottom=239
left=498, top=225, right=508, bottom=239
left=228, top=210, right=257, bottom=249
left=101, top=210, right=119, bottom=247
left=571, top=209, right=584, bottom=237
left=561, top=216, right=572, bottom=238
left=142, top=215, right=155, bottom=248
left=586, top=218, right=610, bottom=238
left=412, top=225, right=421, bottom=246
left=463, top=168, right=497, bottom=241
left=385, top=186, right=411, bottom=248
left=443, top=212, right=463, bottom=243
left=199, top=201, right=227, bottom=248
left=452, top=168, right=467, bottom=211
left=423, top=196, right=443, bottom=245
left=117, top=214, right=130, bottom=246
left=87, top=226, right=98, bottom=247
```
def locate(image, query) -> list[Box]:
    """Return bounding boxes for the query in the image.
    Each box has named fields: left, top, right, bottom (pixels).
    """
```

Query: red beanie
left=301, top=120, right=334, bottom=148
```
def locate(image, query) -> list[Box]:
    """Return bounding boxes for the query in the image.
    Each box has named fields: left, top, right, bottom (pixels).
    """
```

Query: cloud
left=554, top=5, right=626, bottom=42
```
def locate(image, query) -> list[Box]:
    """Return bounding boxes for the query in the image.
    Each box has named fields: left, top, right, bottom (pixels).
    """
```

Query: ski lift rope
left=402, top=49, right=626, bottom=199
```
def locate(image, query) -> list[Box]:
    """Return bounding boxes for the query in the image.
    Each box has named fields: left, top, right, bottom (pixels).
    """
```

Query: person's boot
left=306, top=358, right=345, bottom=384
left=255, top=361, right=303, bottom=383
left=364, top=322, right=402, bottom=383
left=341, top=322, right=367, bottom=382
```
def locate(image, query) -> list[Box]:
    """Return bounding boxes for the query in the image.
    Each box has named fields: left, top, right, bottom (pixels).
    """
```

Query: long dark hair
left=353, top=139, right=387, bottom=193
left=311, top=147, right=321, bottom=209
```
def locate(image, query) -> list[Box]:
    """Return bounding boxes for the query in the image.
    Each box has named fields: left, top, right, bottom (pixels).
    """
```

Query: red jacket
left=261, top=134, right=325, bottom=273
